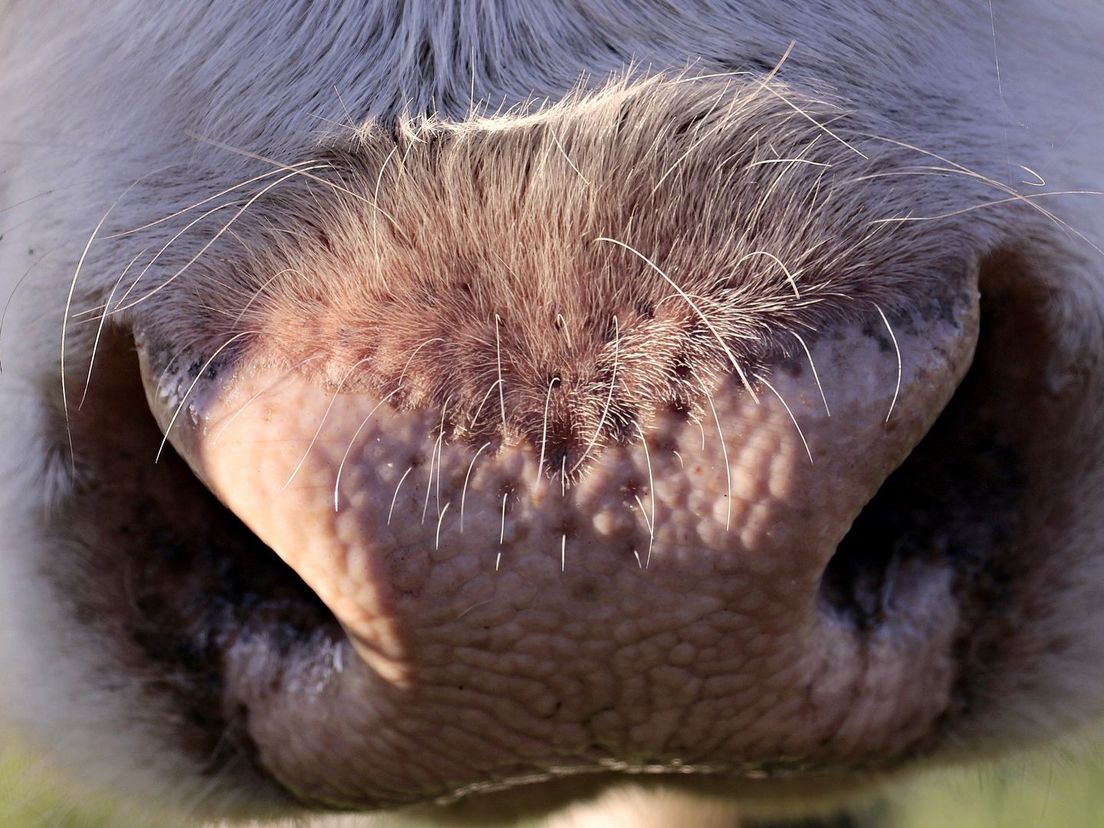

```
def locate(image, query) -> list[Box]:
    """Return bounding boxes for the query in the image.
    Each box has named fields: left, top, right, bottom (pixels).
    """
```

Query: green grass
left=5, top=745, right=1104, bottom=827
left=1, top=749, right=117, bottom=827
left=890, top=748, right=1104, bottom=828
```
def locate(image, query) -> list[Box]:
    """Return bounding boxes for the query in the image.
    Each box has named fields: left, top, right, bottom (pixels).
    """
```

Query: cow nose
left=134, top=267, right=976, bottom=801
left=119, top=76, right=994, bottom=805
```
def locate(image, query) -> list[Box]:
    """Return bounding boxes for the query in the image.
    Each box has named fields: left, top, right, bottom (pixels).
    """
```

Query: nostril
left=820, top=249, right=1050, bottom=635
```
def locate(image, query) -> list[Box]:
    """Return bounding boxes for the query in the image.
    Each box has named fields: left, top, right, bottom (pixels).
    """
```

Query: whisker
left=570, top=315, right=619, bottom=474
left=61, top=174, right=152, bottom=467
left=495, top=313, right=508, bottom=434
left=113, top=164, right=330, bottom=314
left=496, top=491, right=508, bottom=571
left=754, top=372, right=814, bottom=464
left=103, top=164, right=312, bottom=239
left=78, top=248, right=147, bottom=408
left=760, top=81, right=868, bottom=160
left=187, top=131, right=404, bottom=230
left=435, top=396, right=452, bottom=518
left=555, top=312, right=574, bottom=349
left=638, top=424, right=657, bottom=568
left=792, top=331, right=830, bottom=416
left=862, top=134, right=1104, bottom=258
left=468, top=378, right=503, bottom=432
left=112, top=200, right=240, bottom=309
left=745, top=157, right=831, bottom=169
left=372, top=145, right=400, bottom=271
left=594, top=235, right=759, bottom=401
left=397, top=336, right=445, bottom=388
left=536, top=376, right=559, bottom=485
left=650, top=80, right=732, bottom=194
left=283, top=356, right=373, bottom=490
left=873, top=303, right=902, bottom=423
left=387, top=465, right=414, bottom=525
left=460, top=441, right=492, bottom=531
left=699, top=381, right=733, bottom=531
left=156, top=331, right=257, bottom=463
left=549, top=128, right=592, bottom=187
left=422, top=395, right=452, bottom=523
left=435, top=502, right=451, bottom=551
left=333, top=84, right=356, bottom=127
left=734, top=250, right=801, bottom=298
left=332, top=387, right=403, bottom=512
left=233, top=268, right=301, bottom=326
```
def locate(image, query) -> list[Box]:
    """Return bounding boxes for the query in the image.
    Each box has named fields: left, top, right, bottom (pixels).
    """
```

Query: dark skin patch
left=49, top=329, right=338, bottom=793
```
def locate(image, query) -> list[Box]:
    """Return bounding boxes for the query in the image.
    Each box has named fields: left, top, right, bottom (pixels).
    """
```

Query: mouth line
left=52, top=246, right=1054, bottom=811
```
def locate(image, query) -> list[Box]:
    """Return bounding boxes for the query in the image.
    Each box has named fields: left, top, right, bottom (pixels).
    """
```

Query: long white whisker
left=422, top=395, right=452, bottom=523
left=156, top=331, right=257, bottom=463
left=536, top=376, right=559, bottom=485
left=873, top=304, right=902, bottom=423
left=735, top=250, right=801, bottom=298
left=862, top=134, right=1104, bottom=258
left=549, top=128, right=592, bottom=187
left=460, top=442, right=492, bottom=531
left=594, top=235, right=759, bottom=401
left=284, top=356, right=373, bottom=490
left=387, top=466, right=414, bottom=525
left=78, top=248, right=146, bottom=408
left=650, top=81, right=732, bottom=194
left=103, top=165, right=311, bottom=239
left=113, top=165, right=330, bottom=314
left=372, top=145, right=400, bottom=271
left=792, top=331, right=830, bottom=416
left=700, top=381, right=732, bottom=531
left=468, top=378, right=502, bottom=431
left=435, top=502, right=451, bottom=551
left=112, top=201, right=240, bottom=309
left=570, top=316, right=619, bottom=474
left=638, top=425, right=657, bottom=568
left=495, top=314, right=508, bottom=434
left=187, top=132, right=404, bottom=230
left=754, top=372, right=814, bottom=464
left=760, top=83, right=869, bottom=160
left=62, top=177, right=148, bottom=467
left=233, top=268, right=300, bottom=326
left=332, top=388, right=403, bottom=512
left=397, top=336, right=444, bottom=387
left=497, top=491, right=509, bottom=571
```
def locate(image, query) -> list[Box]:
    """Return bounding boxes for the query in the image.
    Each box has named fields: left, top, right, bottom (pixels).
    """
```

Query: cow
left=1, top=1, right=1102, bottom=825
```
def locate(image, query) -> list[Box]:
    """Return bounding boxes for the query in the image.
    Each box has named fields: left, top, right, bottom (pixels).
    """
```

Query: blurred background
left=5, top=741, right=1104, bottom=827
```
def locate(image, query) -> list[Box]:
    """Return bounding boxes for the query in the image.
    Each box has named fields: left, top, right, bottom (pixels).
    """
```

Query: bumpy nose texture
left=138, top=284, right=976, bottom=805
